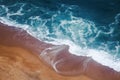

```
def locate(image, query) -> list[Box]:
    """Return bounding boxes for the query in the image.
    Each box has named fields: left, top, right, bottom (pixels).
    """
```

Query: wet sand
left=0, top=22, right=120, bottom=80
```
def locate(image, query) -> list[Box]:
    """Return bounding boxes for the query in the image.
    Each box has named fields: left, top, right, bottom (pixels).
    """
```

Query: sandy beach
left=0, top=22, right=120, bottom=80
left=0, top=44, right=93, bottom=80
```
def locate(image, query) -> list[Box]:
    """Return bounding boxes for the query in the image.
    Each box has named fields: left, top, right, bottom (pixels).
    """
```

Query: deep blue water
left=0, top=0, right=120, bottom=71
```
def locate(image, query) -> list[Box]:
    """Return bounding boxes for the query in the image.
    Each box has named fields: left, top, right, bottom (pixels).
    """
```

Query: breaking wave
left=0, top=2, right=120, bottom=71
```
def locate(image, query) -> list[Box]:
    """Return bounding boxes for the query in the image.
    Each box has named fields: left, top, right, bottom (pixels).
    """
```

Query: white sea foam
left=0, top=4, right=120, bottom=72
left=46, top=39, right=120, bottom=71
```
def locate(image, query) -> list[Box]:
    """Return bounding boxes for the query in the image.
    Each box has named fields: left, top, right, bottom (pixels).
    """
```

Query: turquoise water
left=0, top=0, right=120, bottom=71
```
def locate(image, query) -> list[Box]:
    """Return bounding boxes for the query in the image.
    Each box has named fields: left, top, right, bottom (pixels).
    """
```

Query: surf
left=0, top=2, right=120, bottom=72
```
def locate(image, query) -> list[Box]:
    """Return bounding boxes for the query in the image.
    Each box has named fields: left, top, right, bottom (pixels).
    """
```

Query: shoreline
left=0, top=22, right=120, bottom=80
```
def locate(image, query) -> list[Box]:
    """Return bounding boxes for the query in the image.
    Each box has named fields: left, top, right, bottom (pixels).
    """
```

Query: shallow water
left=0, top=0, right=120, bottom=71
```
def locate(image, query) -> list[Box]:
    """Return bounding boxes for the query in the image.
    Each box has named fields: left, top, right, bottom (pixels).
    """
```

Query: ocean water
left=0, top=0, right=120, bottom=71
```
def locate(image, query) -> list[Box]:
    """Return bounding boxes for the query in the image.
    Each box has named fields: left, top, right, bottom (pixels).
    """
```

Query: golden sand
left=0, top=45, right=92, bottom=80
